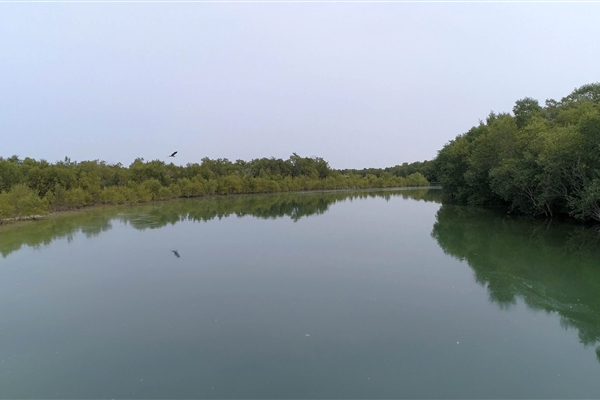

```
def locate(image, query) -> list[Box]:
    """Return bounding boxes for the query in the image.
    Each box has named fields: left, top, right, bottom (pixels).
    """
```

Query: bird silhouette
left=168, top=151, right=178, bottom=158
left=172, top=250, right=180, bottom=258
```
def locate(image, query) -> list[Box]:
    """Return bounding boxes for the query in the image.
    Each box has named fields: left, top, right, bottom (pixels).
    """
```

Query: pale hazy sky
left=1, top=2, right=599, bottom=169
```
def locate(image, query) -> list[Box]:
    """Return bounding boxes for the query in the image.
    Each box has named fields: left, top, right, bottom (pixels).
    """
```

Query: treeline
left=0, top=153, right=429, bottom=221
left=340, top=160, right=437, bottom=182
left=433, top=83, right=600, bottom=222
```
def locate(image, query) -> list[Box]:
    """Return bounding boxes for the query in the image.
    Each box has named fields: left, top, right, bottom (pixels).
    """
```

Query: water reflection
left=3, top=188, right=600, bottom=397
left=0, top=188, right=438, bottom=258
left=431, top=204, right=600, bottom=361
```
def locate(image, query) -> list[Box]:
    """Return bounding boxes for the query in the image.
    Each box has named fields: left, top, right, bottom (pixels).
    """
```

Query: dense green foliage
left=431, top=204, right=600, bottom=360
left=340, top=160, right=437, bottom=183
left=0, top=154, right=429, bottom=221
left=433, top=83, right=600, bottom=222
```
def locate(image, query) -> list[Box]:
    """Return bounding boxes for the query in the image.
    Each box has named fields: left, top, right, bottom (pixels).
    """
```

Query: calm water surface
left=1, top=189, right=600, bottom=398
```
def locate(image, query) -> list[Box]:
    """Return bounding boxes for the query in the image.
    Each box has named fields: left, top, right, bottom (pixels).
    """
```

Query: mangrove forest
left=0, top=153, right=429, bottom=221
left=433, top=83, right=600, bottom=222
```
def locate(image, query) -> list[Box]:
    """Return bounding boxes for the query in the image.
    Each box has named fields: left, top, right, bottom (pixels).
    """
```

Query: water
left=1, top=189, right=599, bottom=398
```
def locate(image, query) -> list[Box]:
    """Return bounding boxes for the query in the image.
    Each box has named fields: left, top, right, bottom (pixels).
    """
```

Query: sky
left=1, top=2, right=600, bottom=170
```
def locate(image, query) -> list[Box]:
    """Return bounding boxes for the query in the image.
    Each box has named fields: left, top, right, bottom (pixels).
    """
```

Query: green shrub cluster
left=340, top=160, right=437, bottom=182
left=433, top=83, right=600, bottom=222
left=0, top=153, right=429, bottom=221
left=0, top=184, right=48, bottom=220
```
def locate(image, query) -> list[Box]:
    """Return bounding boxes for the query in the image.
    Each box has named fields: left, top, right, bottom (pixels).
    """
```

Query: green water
left=1, top=189, right=599, bottom=398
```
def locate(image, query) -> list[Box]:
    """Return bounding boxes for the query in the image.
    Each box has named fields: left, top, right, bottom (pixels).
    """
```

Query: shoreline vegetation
left=432, top=83, right=600, bottom=223
left=4, top=82, right=599, bottom=224
left=0, top=153, right=430, bottom=224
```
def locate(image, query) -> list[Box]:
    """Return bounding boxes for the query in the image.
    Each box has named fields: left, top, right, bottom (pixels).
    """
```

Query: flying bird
left=172, top=250, right=180, bottom=258
left=168, top=151, right=178, bottom=158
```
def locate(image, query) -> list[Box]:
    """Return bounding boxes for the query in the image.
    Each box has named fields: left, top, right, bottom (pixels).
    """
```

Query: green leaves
left=0, top=152, right=432, bottom=222
left=434, top=83, right=600, bottom=222
left=0, top=184, right=48, bottom=221
left=513, top=97, right=543, bottom=129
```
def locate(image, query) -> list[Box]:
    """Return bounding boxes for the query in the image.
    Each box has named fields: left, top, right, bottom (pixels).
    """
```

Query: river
left=1, top=188, right=599, bottom=398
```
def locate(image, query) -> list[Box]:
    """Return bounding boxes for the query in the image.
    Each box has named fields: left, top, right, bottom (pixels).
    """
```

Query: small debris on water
left=140, top=379, right=144, bottom=382
left=305, top=334, right=310, bottom=337
left=456, top=342, right=460, bottom=344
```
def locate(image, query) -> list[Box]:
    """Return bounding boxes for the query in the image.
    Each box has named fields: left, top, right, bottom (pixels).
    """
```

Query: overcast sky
left=1, top=2, right=599, bottom=169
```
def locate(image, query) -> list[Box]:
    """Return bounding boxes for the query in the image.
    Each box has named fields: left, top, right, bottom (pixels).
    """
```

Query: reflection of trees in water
left=431, top=204, right=600, bottom=360
left=1, top=188, right=440, bottom=258
left=126, top=189, right=442, bottom=229
left=0, top=215, right=114, bottom=257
